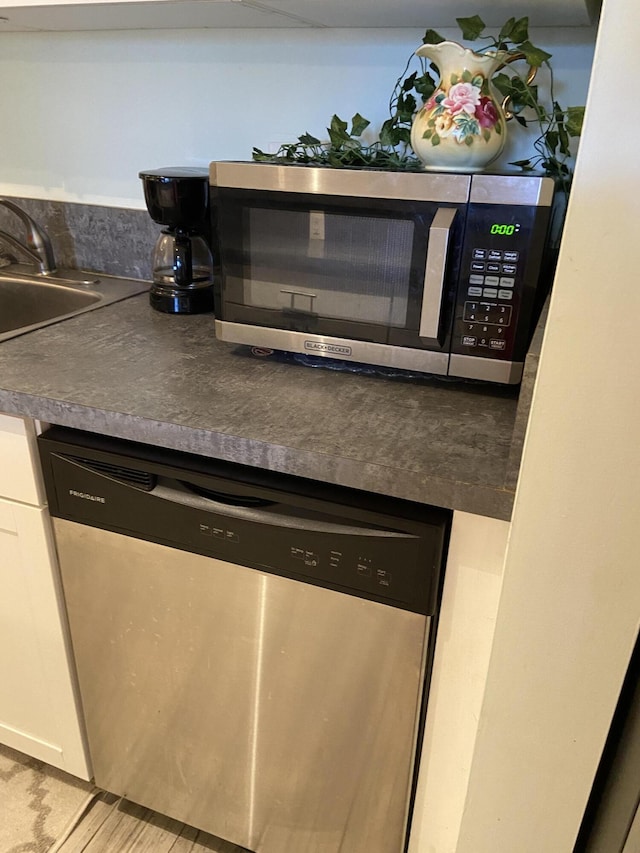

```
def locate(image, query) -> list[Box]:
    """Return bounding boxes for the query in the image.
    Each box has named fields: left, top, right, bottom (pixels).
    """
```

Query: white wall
left=456, top=1, right=640, bottom=850
left=0, top=26, right=595, bottom=207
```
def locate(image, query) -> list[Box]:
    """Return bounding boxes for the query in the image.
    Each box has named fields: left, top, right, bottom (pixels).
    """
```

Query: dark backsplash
left=0, top=197, right=160, bottom=281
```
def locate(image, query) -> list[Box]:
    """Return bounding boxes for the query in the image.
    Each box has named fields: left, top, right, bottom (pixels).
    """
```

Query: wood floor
left=58, top=792, right=251, bottom=852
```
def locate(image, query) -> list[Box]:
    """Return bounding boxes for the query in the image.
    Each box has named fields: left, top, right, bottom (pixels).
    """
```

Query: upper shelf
left=0, top=0, right=601, bottom=32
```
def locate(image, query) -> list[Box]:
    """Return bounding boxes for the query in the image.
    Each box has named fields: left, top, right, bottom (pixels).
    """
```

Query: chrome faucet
left=0, top=198, right=57, bottom=275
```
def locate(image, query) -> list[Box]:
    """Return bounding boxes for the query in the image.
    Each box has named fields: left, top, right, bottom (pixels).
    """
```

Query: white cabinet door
left=0, top=413, right=45, bottom=506
left=0, top=492, right=90, bottom=779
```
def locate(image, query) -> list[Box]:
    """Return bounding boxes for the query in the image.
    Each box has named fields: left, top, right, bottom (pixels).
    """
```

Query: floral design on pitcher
left=419, top=71, right=502, bottom=147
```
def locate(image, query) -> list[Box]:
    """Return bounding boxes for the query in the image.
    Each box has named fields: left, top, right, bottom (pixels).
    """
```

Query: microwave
left=209, top=162, right=555, bottom=384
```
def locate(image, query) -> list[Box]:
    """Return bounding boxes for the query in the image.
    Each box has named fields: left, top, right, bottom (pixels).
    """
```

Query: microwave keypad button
left=486, top=263, right=501, bottom=273
left=503, top=251, right=520, bottom=262
left=497, top=306, right=513, bottom=325
left=488, top=250, right=503, bottom=261
left=469, top=274, right=485, bottom=285
left=490, top=339, right=507, bottom=350
left=498, top=289, right=514, bottom=300
left=468, top=286, right=483, bottom=297
left=483, top=288, right=498, bottom=298
left=463, top=302, right=479, bottom=321
left=472, top=249, right=487, bottom=260
left=464, top=301, right=512, bottom=326
left=484, top=275, right=500, bottom=287
left=471, top=261, right=486, bottom=272
left=478, top=337, right=489, bottom=347
left=462, top=335, right=477, bottom=346
left=502, top=263, right=518, bottom=275
left=499, top=276, right=515, bottom=288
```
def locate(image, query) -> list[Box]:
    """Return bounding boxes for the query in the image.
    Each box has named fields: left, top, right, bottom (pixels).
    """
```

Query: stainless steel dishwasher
left=38, top=426, right=449, bottom=853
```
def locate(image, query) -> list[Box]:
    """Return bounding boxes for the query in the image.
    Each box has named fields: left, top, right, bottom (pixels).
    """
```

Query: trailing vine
left=252, top=15, right=584, bottom=191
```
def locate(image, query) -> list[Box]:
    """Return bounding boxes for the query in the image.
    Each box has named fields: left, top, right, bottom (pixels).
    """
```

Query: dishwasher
left=38, top=426, right=450, bottom=853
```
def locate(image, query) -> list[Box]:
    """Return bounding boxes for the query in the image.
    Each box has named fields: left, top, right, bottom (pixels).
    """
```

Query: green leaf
left=509, top=17, right=530, bottom=44
left=350, top=113, right=370, bottom=137
left=396, top=93, right=417, bottom=122
left=509, top=158, right=535, bottom=171
left=461, top=69, right=473, bottom=83
left=545, top=130, right=559, bottom=152
left=414, top=72, right=436, bottom=100
left=558, top=126, right=570, bottom=155
left=498, top=17, right=516, bottom=41
left=566, top=106, right=585, bottom=137
left=465, top=136, right=474, bottom=146
left=517, top=40, right=553, bottom=67
left=483, top=129, right=491, bottom=142
left=379, top=121, right=396, bottom=146
left=298, top=133, right=321, bottom=146
left=402, top=72, right=417, bottom=92
left=329, top=114, right=349, bottom=139
left=456, top=15, right=485, bottom=41
left=492, top=72, right=516, bottom=98
left=422, top=129, right=433, bottom=140
left=431, top=134, right=441, bottom=146
left=422, top=29, right=446, bottom=45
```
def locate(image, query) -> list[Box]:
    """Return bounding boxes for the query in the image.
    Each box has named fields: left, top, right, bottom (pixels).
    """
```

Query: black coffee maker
left=139, top=167, right=214, bottom=314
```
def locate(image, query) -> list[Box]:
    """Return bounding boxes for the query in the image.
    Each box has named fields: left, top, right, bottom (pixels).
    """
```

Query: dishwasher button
left=225, top=530, right=240, bottom=543
left=304, top=551, right=319, bottom=567
left=376, top=569, right=392, bottom=587
left=199, top=524, right=212, bottom=535
left=357, top=564, right=372, bottom=578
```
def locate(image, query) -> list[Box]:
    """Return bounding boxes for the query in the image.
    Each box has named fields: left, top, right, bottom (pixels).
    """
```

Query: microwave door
left=418, top=207, right=458, bottom=346
left=241, top=206, right=416, bottom=335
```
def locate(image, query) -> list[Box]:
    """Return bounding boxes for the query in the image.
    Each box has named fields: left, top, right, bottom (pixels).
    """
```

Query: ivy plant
left=252, top=15, right=584, bottom=191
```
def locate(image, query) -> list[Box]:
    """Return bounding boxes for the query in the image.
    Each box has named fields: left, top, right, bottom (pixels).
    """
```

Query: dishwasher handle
left=151, top=480, right=412, bottom=539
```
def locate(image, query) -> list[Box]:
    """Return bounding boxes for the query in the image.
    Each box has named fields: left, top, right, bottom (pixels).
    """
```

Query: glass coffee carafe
left=139, top=167, right=214, bottom=314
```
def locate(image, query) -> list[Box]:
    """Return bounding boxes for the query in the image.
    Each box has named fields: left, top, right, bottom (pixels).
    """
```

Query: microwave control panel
left=451, top=203, right=551, bottom=362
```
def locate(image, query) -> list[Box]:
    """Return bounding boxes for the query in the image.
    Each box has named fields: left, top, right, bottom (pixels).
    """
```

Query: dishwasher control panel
left=38, top=426, right=450, bottom=616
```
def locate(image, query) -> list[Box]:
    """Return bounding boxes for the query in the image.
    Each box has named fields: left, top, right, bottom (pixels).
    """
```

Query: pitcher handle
left=495, top=52, right=538, bottom=121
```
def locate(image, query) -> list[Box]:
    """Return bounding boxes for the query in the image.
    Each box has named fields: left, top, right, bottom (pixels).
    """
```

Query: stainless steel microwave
left=209, top=162, right=555, bottom=384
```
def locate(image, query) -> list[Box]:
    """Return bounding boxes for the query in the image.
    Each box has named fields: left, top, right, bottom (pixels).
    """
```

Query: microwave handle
left=419, top=207, right=458, bottom=340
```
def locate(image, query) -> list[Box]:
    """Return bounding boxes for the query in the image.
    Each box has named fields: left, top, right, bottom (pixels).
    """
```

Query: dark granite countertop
left=0, top=292, right=537, bottom=520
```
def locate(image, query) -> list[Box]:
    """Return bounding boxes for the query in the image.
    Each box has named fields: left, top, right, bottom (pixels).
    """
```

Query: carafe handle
left=495, top=52, right=538, bottom=121
left=173, top=233, right=193, bottom=287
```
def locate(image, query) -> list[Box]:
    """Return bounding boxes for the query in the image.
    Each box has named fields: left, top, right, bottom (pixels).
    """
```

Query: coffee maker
left=139, top=167, right=214, bottom=314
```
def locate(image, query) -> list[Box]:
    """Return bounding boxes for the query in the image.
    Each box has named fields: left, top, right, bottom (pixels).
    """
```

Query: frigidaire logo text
left=304, top=341, right=352, bottom=356
left=69, top=489, right=106, bottom=504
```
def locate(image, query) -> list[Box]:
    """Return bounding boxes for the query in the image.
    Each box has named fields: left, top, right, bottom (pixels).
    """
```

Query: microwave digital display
left=490, top=223, right=521, bottom=236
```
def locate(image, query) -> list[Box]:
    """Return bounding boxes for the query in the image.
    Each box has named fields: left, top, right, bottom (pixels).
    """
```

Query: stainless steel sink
left=0, top=266, right=149, bottom=342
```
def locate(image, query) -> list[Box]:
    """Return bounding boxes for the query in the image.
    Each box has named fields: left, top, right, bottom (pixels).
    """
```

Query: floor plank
left=80, top=800, right=152, bottom=852
left=58, top=793, right=121, bottom=852
left=59, top=794, right=251, bottom=853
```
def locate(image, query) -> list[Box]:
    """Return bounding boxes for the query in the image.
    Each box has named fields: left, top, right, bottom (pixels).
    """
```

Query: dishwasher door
left=39, top=427, right=448, bottom=853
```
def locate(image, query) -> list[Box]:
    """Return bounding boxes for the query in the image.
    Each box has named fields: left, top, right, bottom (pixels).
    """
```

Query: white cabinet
left=0, top=413, right=90, bottom=780
left=0, top=0, right=600, bottom=32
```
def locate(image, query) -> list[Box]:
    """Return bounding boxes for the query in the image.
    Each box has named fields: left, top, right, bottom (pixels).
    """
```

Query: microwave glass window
left=244, top=208, right=415, bottom=327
